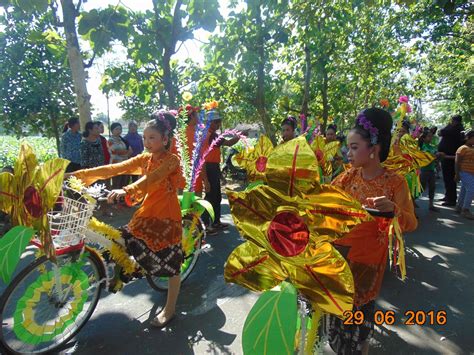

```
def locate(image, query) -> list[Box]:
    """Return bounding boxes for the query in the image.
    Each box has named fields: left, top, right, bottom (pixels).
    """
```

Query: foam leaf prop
left=242, top=282, right=297, bottom=355
left=0, top=226, right=35, bottom=283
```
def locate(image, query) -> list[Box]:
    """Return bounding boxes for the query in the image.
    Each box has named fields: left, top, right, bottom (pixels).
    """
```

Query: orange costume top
left=74, top=151, right=183, bottom=252
left=203, top=130, right=221, bottom=163
left=332, top=167, right=417, bottom=306
left=456, top=145, right=474, bottom=174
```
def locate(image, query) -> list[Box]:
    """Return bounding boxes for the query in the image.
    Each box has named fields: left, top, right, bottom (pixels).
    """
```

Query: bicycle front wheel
left=0, top=249, right=105, bottom=354
left=147, top=215, right=204, bottom=291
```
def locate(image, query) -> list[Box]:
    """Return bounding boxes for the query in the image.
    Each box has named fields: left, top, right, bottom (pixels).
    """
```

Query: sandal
left=150, top=313, right=176, bottom=328
left=213, top=222, right=229, bottom=230
left=206, top=226, right=218, bottom=235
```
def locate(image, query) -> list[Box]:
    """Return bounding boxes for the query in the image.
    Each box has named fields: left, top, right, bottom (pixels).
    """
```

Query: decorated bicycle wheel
left=0, top=251, right=104, bottom=354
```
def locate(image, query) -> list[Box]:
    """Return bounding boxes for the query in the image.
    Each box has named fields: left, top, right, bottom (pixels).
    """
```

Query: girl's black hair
left=110, top=122, right=122, bottom=132
left=401, top=120, right=411, bottom=132
left=83, top=121, right=99, bottom=138
left=281, top=116, right=296, bottom=130
left=326, top=124, right=337, bottom=133
left=351, top=108, right=393, bottom=162
left=463, top=129, right=474, bottom=141
left=418, top=128, right=432, bottom=149
left=94, top=121, right=104, bottom=126
left=146, top=110, right=177, bottom=150
left=63, top=117, right=80, bottom=133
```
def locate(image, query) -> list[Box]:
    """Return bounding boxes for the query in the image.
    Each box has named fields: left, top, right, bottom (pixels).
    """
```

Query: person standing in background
left=438, top=115, right=464, bottom=207
left=124, top=121, right=144, bottom=182
left=108, top=122, right=132, bottom=189
left=418, top=128, right=442, bottom=212
left=280, top=116, right=296, bottom=144
left=124, top=121, right=144, bottom=158
left=61, top=117, right=82, bottom=172
left=81, top=122, right=105, bottom=169
left=455, top=129, right=474, bottom=219
left=201, top=114, right=240, bottom=235
left=95, top=121, right=111, bottom=165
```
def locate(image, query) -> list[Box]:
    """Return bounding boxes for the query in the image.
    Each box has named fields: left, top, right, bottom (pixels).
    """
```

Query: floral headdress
left=155, top=110, right=172, bottom=134
left=356, top=112, right=378, bottom=145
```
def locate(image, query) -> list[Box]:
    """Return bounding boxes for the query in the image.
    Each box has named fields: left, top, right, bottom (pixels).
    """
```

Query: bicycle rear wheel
left=0, top=249, right=105, bottom=354
left=147, top=215, right=205, bottom=291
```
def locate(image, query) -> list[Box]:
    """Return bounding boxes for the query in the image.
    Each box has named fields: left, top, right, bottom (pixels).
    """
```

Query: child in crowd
left=418, top=129, right=443, bottom=212
left=280, top=116, right=296, bottom=143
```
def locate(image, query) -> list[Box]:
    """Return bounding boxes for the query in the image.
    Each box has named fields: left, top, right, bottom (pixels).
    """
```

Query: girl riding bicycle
left=69, top=111, right=183, bottom=328
left=328, top=108, right=418, bottom=355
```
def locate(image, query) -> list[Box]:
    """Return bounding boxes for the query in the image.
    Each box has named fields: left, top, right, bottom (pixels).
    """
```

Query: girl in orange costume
left=328, top=108, right=418, bottom=355
left=71, top=111, right=183, bottom=328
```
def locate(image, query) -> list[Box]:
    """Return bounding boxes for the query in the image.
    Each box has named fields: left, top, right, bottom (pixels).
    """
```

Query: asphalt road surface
left=1, top=182, right=473, bottom=354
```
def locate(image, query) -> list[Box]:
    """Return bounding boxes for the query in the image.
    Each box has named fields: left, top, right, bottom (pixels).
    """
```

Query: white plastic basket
left=47, top=196, right=96, bottom=248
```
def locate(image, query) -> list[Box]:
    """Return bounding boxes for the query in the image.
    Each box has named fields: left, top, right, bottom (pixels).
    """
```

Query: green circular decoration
left=13, top=262, right=89, bottom=345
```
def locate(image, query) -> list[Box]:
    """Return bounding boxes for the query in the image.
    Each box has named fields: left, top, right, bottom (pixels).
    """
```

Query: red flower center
left=267, top=212, right=309, bottom=257
left=315, top=149, right=324, bottom=162
left=23, top=186, right=43, bottom=218
left=255, top=156, right=268, bottom=173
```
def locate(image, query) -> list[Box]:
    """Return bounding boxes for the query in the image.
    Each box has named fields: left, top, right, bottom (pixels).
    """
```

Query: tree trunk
left=301, top=44, right=311, bottom=118
left=60, top=0, right=91, bottom=129
left=50, top=111, right=61, bottom=156
left=321, top=60, right=329, bottom=133
left=254, top=2, right=276, bottom=145
left=162, top=50, right=176, bottom=108
left=152, top=0, right=182, bottom=109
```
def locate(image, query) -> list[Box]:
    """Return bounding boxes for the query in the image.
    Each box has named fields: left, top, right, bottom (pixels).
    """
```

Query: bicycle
left=0, top=185, right=206, bottom=354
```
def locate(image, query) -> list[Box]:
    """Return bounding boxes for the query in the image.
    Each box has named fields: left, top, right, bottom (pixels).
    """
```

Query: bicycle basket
left=47, top=196, right=96, bottom=248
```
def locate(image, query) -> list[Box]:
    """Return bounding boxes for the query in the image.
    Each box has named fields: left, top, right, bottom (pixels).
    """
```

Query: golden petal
left=266, top=136, right=320, bottom=195
left=224, top=241, right=287, bottom=292
left=281, top=242, right=354, bottom=317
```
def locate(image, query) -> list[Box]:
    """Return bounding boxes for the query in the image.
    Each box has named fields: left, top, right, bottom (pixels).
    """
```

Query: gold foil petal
left=266, top=136, right=320, bottom=194
left=224, top=241, right=287, bottom=292
left=282, top=242, right=354, bottom=317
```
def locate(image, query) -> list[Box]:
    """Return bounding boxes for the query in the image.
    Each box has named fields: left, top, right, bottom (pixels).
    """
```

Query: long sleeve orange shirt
left=74, top=151, right=182, bottom=251
left=332, top=167, right=417, bottom=306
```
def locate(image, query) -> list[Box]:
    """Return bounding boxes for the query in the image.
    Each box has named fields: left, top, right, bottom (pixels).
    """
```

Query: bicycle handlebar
left=364, top=208, right=395, bottom=219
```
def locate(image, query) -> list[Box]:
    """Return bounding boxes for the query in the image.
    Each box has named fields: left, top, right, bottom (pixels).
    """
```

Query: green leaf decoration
left=0, top=226, right=35, bottom=283
left=245, top=180, right=265, bottom=191
left=193, top=199, right=215, bottom=222
left=242, top=282, right=298, bottom=355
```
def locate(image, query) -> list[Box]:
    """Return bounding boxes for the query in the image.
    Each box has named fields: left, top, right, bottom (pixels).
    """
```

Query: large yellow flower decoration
left=309, top=136, right=341, bottom=182
left=225, top=137, right=372, bottom=317
left=384, top=134, right=435, bottom=176
left=0, top=143, right=69, bottom=256
left=233, top=135, right=274, bottom=181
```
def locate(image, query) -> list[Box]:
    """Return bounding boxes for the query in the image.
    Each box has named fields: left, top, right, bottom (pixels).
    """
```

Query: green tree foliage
left=0, top=10, right=77, bottom=152
left=101, top=0, right=222, bottom=112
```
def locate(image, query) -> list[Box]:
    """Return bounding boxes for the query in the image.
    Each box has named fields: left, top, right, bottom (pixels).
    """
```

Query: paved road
left=2, top=183, right=473, bottom=354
